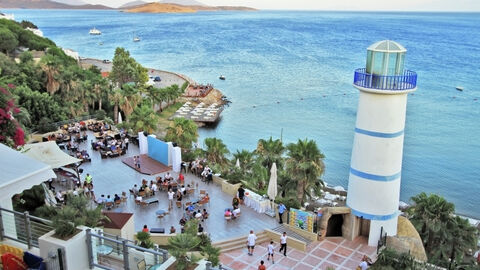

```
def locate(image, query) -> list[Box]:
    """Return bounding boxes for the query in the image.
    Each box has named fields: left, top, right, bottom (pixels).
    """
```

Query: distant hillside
left=119, top=0, right=147, bottom=8
left=124, top=2, right=257, bottom=13
left=0, top=0, right=112, bottom=9
left=158, top=0, right=206, bottom=6
left=125, top=3, right=196, bottom=13
left=51, top=0, right=87, bottom=6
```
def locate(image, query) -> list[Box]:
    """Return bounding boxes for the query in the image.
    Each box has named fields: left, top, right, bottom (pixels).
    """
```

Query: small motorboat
left=219, top=75, right=225, bottom=80
left=133, top=36, right=140, bottom=42
left=89, top=27, right=101, bottom=35
left=456, top=86, right=464, bottom=91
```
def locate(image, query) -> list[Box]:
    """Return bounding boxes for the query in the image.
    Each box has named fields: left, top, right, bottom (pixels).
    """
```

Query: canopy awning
left=23, top=141, right=82, bottom=168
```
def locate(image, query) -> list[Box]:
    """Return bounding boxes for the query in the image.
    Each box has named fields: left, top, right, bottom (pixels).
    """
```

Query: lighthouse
left=346, top=40, right=417, bottom=246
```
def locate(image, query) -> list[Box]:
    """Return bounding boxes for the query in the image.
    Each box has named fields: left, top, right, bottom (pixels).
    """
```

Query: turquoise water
left=8, top=10, right=480, bottom=217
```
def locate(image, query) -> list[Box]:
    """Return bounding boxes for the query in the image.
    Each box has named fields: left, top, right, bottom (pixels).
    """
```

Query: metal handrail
left=353, top=68, right=417, bottom=91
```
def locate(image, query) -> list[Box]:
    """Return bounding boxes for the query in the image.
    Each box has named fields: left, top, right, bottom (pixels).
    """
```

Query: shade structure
left=23, top=141, right=82, bottom=168
left=235, top=158, right=240, bottom=168
left=267, top=162, right=278, bottom=201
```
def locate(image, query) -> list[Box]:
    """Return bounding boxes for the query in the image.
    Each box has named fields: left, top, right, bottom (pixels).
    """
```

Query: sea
left=7, top=9, right=480, bottom=218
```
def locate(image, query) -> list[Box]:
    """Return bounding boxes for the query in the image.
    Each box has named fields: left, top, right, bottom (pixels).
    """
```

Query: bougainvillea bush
left=0, top=85, right=25, bottom=148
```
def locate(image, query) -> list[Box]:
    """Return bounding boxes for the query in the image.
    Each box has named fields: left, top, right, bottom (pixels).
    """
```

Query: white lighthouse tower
left=346, top=40, right=417, bottom=246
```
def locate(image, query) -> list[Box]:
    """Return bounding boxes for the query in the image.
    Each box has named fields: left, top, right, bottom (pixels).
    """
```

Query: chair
left=199, top=190, right=206, bottom=198
left=115, top=200, right=121, bottom=207
left=224, top=216, right=232, bottom=221
left=105, top=202, right=113, bottom=210
left=176, top=201, right=182, bottom=208
left=121, top=192, right=128, bottom=202
left=138, top=191, right=146, bottom=197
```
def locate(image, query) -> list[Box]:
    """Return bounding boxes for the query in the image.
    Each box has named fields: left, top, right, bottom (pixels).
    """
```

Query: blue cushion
left=23, top=252, right=44, bottom=269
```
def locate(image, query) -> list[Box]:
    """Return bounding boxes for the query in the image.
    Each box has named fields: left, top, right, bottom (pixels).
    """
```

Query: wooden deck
left=122, top=154, right=170, bottom=175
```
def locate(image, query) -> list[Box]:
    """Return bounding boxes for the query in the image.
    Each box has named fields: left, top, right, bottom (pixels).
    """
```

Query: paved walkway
left=219, top=237, right=377, bottom=270
left=66, top=131, right=277, bottom=241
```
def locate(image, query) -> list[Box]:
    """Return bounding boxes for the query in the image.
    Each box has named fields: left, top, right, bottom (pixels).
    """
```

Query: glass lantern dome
left=366, top=40, right=406, bottom=76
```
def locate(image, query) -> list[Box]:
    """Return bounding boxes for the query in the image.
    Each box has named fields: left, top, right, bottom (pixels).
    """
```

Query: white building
left=346, top=40, right=418, bottom=246
left=0, top=12, right=15, bottom=20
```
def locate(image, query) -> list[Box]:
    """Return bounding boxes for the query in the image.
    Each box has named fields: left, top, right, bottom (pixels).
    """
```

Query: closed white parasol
left=267, top=162, right=278, bottom=214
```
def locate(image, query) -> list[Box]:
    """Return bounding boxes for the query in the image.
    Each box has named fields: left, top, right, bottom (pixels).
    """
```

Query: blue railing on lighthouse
left=353, top=68, right=417, bottom=91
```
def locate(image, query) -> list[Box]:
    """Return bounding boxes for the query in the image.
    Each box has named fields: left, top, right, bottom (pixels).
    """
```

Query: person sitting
left=56, top=190, right=65, bottom=204
left=181, top=185, right=186, bottom=196
left=105, top=195, right=113, bottom=203
left=170, top=226, right=176, bottom=234
left=114, top=194, right=121, bottom=203
left=198, top=224, right=204, bottom=233
left=132, top=184, right=139, bottom=196
left=179, top=217, right=187, bottom=227
left=151, top=182, right=158, bottom=195
left=233, top=207, right=241, bottom=218
left=165, top=172, right=173, bottom=181
left=224, top=208, right=232, bottom=217
left=195, top=211, right=202, bottom=220
left=176, top=190, right=183, bottom=201
left=142, top=224, right=149, bottom=233
left=232, top=197, right=240, bottom=209
left=186, top=204, right=195, bottom=212
left=202, top=209, right=208, bottom=221
left=200, top=193, right=210, bottom=205
left=178, top=172, right=185, bottom=184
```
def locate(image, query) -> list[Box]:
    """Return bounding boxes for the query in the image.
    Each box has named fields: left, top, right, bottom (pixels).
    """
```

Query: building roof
left=0, top=143, right=55, bottom=197
left=23, top=141, right=81, bottom=168
left=367, top=40, right=406, bottom=53
left=102, top=212, right=133, bottom=229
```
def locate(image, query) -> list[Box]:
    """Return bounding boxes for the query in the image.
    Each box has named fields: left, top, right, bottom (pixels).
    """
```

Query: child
left=267, top=241, right=275, bottom=263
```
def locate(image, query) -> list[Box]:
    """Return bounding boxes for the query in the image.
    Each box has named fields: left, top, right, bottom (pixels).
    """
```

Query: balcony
left=353, top=68, right=417, bottom=91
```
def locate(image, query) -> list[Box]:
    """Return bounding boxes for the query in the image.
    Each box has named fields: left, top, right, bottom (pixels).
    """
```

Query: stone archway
left=318, top=207, right=351, bottom=239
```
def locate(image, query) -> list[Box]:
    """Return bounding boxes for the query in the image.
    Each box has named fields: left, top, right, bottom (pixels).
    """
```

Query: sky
left=81, top=0, right=480, bottom=11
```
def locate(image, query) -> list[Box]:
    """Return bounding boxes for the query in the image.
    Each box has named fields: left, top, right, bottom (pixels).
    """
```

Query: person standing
left=168, top=189, right=175, bottom=210
left=246, top=230, right=257, bottom=256
left=267, top=240, right=275, bottom=264
left=85, top=173, right=93, bottom=185
left=237, top=185, right=245, bottom=204
left=258, top=260, right=266, bottom=270
left=279, top=232, right=287, bottom=256
left=278, top=203, right=286, bottom=224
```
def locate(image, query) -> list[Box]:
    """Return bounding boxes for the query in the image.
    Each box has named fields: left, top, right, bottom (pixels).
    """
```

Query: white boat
left=133, top=36, right=140, bottom=42
left=456, top=86, right=464, bottom=91
left=219, top=75, right=225, bottom=80
left=89, top=27, right=101, bottom=35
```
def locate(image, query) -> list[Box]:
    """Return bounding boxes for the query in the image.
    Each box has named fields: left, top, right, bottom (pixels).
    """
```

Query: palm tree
left=444, top=216, right=478, bottom=268
left=119, top=84, right=142, bottom=120
left=409, top=192, right=455, bottom=256
left=204, top=137, right=229, bottom=165
left=256, top=137, right=285, bottom=170
left=285, top=139, right=325, bottom=206
left=128, top=104, right=159, bottom=133
left=165, top=117, right=198, bottom=150
left=39, top=54, right=61, bottom=94
left=109, top=88, right=123, bottom=124
left=232, top=149, right=255, bottom=171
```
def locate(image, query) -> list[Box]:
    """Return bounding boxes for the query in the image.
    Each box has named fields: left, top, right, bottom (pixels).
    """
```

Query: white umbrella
left=267, top=163, right=278, bottom=212
left=235, top=158, right=240, bottom=168
left=118, top=112, right=123, bottom=123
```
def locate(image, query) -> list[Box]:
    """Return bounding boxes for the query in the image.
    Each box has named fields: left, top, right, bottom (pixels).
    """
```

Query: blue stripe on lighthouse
left=350, top=167, right=401, bottom=182
left=348, top=206, right=400, bottom=221
left=355, top=127, right=404, bottom=138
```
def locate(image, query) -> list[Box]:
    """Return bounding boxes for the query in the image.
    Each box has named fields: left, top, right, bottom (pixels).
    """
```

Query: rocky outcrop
left=386, top=216, right=428, bottom=262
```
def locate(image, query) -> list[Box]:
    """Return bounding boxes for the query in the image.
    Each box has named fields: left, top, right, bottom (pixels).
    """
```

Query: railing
left=0, top=208, right=54, bottom=249
left=86, top=229, right=169, bottom=270
left=353, top=68, right=417, bottom=91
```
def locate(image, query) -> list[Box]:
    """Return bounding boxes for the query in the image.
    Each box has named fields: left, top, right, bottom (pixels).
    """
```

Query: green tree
left=109, top=47, right=148, bottom=86
left=285, top=139, right=325, bottom=206
left=0, top=28, right=18, bottom=55
left=232, top=149, right=255, bottom=171
left=168, top=219, right=201, bottom=270
left=119, top=83, right=142, bottom=119
left=256, top=137, right=285, bottom=170
left=128, top=104, right=159, bottom=133
left=165, top=117, right=198, bottom=150
left=109, top=88, right=123, bottom=124
left=204, top=137, right=230, bottom=165
left=409, top=192, right=455, bottom=255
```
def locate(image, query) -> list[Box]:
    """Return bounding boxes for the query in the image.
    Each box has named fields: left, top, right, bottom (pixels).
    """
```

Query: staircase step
left=214, top=231, right=269, bottom=252
left=271, top=224, right=312, bottom=245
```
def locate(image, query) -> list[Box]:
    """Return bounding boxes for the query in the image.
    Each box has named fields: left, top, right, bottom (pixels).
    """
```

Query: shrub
left=95, top=109, right=106, bottom=120
left=37, top=117, right=56, bottom=133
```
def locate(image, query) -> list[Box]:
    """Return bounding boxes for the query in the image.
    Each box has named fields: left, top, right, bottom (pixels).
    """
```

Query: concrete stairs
left=271, top=224, right=312, bottom=245
left=213, top=231, right=269, bottom=253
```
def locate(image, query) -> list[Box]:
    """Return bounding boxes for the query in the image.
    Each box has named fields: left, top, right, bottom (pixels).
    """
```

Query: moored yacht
left=89, top=27, right=101, bottom=35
